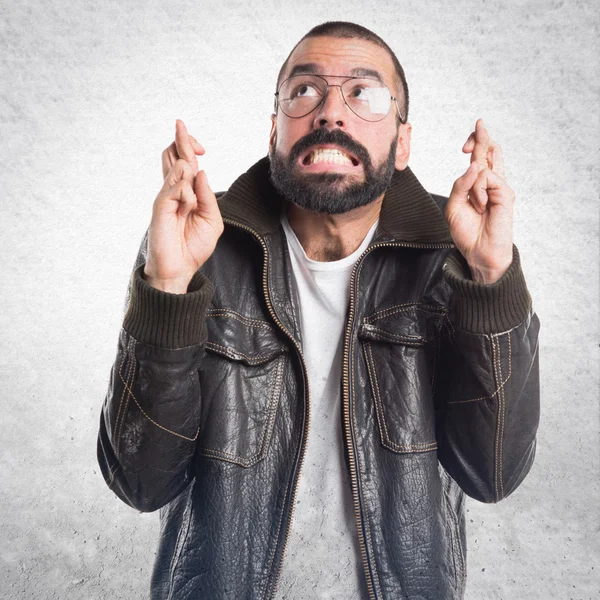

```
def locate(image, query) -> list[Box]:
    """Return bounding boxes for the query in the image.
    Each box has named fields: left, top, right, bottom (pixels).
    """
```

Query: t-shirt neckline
left=281, top=213, right=379, bottom=272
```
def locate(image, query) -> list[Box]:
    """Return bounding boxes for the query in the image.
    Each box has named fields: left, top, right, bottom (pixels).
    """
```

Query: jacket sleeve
left=434, top=245, right=540, bottom=503
left=97, top=235, right=213, bottom=512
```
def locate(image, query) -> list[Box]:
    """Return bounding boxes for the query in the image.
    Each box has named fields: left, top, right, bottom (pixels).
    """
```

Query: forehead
left=284, top=36, right=397, bottom=86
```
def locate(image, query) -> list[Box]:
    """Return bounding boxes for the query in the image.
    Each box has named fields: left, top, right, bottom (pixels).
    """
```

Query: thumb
left=194, top=170, right=218, bottom=218
left=194, top=169, right=211, bottom=200
left=450, top=162, right=479, bottom=204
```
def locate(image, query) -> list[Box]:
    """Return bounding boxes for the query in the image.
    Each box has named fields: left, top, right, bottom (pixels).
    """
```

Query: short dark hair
left=276, top=21, right=409, bottom=122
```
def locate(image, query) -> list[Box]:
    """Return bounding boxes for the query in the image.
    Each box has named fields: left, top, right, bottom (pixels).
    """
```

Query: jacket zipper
left=342, top=240, right=453, bottom=600
left=222, top=218, right=311, bottom=600
left=223, top=219, right=453, bottom=599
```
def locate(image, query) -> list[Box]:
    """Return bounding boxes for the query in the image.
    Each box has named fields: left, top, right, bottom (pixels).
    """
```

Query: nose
left=312, top=85, right=347, bottom=129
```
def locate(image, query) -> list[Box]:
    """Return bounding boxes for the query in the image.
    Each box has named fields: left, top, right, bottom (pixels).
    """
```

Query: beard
left=269, top=128, right=398, bottom=215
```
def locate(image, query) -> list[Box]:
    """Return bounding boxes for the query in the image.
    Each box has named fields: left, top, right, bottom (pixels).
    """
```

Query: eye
left=292, top=83, right=320, bottom=98
left=348, top=85, right=370, bottom=100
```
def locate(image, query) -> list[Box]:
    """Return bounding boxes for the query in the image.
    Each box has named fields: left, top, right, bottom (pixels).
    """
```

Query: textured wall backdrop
left=1, top=0, right=598, bottom=598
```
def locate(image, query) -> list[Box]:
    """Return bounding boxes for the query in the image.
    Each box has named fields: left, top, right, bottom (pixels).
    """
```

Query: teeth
left=306, top=148, right=353, bottom=166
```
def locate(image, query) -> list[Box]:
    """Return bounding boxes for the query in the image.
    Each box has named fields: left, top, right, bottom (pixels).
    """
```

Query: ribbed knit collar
left=218, top=156, right=453, bottom=245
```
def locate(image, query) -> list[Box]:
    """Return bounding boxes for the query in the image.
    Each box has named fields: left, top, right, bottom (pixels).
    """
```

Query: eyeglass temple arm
left=392, top=97, right=405, bottom=124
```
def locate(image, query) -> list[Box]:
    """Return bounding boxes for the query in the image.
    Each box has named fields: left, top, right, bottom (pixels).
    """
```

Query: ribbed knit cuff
left=123, top=265, right=214, bottom=349
left=443, top=245, right=532, bottom=334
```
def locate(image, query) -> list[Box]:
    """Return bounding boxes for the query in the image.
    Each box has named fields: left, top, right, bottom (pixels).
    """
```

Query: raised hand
left=445, top=119, right=515, bottom=284
left=144, top=120, right=224, bottom=293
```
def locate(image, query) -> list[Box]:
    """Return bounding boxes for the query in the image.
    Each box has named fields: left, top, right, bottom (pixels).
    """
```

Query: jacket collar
left=218, top=156, right=453, bottom=245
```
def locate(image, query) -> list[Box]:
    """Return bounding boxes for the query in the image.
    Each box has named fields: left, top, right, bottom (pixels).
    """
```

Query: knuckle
left=175, top=159, right=194, bottom=178
left=175, top=179, right=190, bottom=194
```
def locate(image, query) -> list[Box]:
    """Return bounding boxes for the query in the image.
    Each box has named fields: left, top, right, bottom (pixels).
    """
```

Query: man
left=98, top=21, right=540, bottom=600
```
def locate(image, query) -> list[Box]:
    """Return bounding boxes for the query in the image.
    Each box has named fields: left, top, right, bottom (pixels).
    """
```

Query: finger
left=470, top=168, right=509, bottom=213
left=471, top=118, right=490, bottom=169
left=153, top=177, right=196, bottom=220
left=479, top=168, right=513, bottom=206
left=174, top=179, right=199, bottom=220
left=469, top=171, right=489, bottom=214
left=175, top=119, right=199, bottom=172
left=462, top=132, right=475, bottom=154
left=193, top=170, right=219, bottom=221
left=488, top=141, right=505, bottom=179
left=162, top=142, right=179, bottom=180
left=449, top=161, right=480, bottom=202
left=164, top=158, right=195, bottom=188
left=188, top=135, right=206, bottom=156
left=162, top=137, right=204, bottom=181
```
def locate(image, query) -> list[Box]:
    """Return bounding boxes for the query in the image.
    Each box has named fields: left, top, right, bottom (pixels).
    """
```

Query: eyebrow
left=288, top=63, right=384, bottom=81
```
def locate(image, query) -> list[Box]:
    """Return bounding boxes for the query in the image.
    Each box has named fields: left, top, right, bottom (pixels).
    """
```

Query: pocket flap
left=205, top=309, right=288, bottom=365
left=358, top=305, right=443, bottom=346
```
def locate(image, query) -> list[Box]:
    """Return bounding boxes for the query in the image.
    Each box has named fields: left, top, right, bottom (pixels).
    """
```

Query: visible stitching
left=119, top=338, right=137, bottom=455
left=366, top=302, right=447, bottom=323
left=352, top=261, right=383, bottom=598
left=447, top=334, right=512, bottom=405
left=491, top=335, right=502, bottom=502
left=364, top=342, right=437, bottom=453
left=205, top=341, right=282, bottom=365
left=502, top=333, right=511, bottom=498
left=117, top=368, right=200, bottom=442
left=261, top=363, right=293, bottom=600
left=114, top=336, right=133, bottom=453
left=364, top=342, right=389, bottom=449
left=362, top=325, right=425, bottom=343
left=206, top=309, right=275, bottom=330
left=497, top=332, right=510, bottom=500
left=115, top=336, right=137, bottom=456
left=113, top=338, right=129, bottom=451
left=198, top=355, right=285, bottom=467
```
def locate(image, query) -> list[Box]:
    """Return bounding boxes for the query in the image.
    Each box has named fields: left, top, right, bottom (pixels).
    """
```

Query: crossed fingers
left=462, top=118, right=505, bottom=180
left=161, top=120, right=205, bottom=181
left=449, top=119, right=514, bottom=215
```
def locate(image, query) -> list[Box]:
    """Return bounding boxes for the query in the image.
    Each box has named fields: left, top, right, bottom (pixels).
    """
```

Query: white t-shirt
left=275, top=213, right=379, bottom=600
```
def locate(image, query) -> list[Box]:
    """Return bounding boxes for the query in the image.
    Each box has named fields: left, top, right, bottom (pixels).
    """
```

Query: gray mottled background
left=1, top=0, right=598, bottom=598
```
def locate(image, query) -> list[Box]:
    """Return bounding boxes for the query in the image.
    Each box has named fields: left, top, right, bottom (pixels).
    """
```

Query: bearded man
left=98, top=21, right=540, bottom=600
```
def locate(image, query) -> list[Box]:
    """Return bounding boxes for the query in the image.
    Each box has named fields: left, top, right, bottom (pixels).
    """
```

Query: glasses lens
left=341, top=79, right=392, bottom=122
left=278, top=75, right=327, bottom=118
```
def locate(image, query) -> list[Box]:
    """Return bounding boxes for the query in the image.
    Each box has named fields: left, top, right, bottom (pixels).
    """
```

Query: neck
left=286, top=195, right=383, bottom=261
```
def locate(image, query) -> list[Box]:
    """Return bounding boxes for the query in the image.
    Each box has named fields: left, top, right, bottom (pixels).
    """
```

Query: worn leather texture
left=97, top=159, right=540, bottom=600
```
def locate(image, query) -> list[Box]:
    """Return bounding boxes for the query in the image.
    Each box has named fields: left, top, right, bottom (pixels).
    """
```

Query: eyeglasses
left=275, top=74, right=405, bottom=123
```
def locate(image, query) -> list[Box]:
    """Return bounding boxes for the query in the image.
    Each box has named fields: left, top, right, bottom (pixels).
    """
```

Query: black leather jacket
left=98, top=157, right=540, bottom=600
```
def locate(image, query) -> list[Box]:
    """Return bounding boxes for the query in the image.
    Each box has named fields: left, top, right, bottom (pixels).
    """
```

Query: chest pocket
left=358, top=305, right=444, bottom=454
left=197, top=310, right=288, bottom=467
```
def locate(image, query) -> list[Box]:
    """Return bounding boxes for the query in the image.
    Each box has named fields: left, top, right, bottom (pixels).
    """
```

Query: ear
left=394, top=122, right=412, bottom=170
left=269, top=114, right=277, bottom=153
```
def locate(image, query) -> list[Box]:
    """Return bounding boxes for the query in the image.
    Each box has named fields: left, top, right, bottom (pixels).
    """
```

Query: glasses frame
left=274, top=73, right=405, bottom=124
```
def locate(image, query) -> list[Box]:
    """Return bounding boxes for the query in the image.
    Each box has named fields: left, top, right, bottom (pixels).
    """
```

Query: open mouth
left=300, top=145, right=360, bottom=168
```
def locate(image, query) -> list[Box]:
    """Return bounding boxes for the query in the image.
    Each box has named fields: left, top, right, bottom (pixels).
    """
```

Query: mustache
left=288, top=128, right=372, bottom=167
